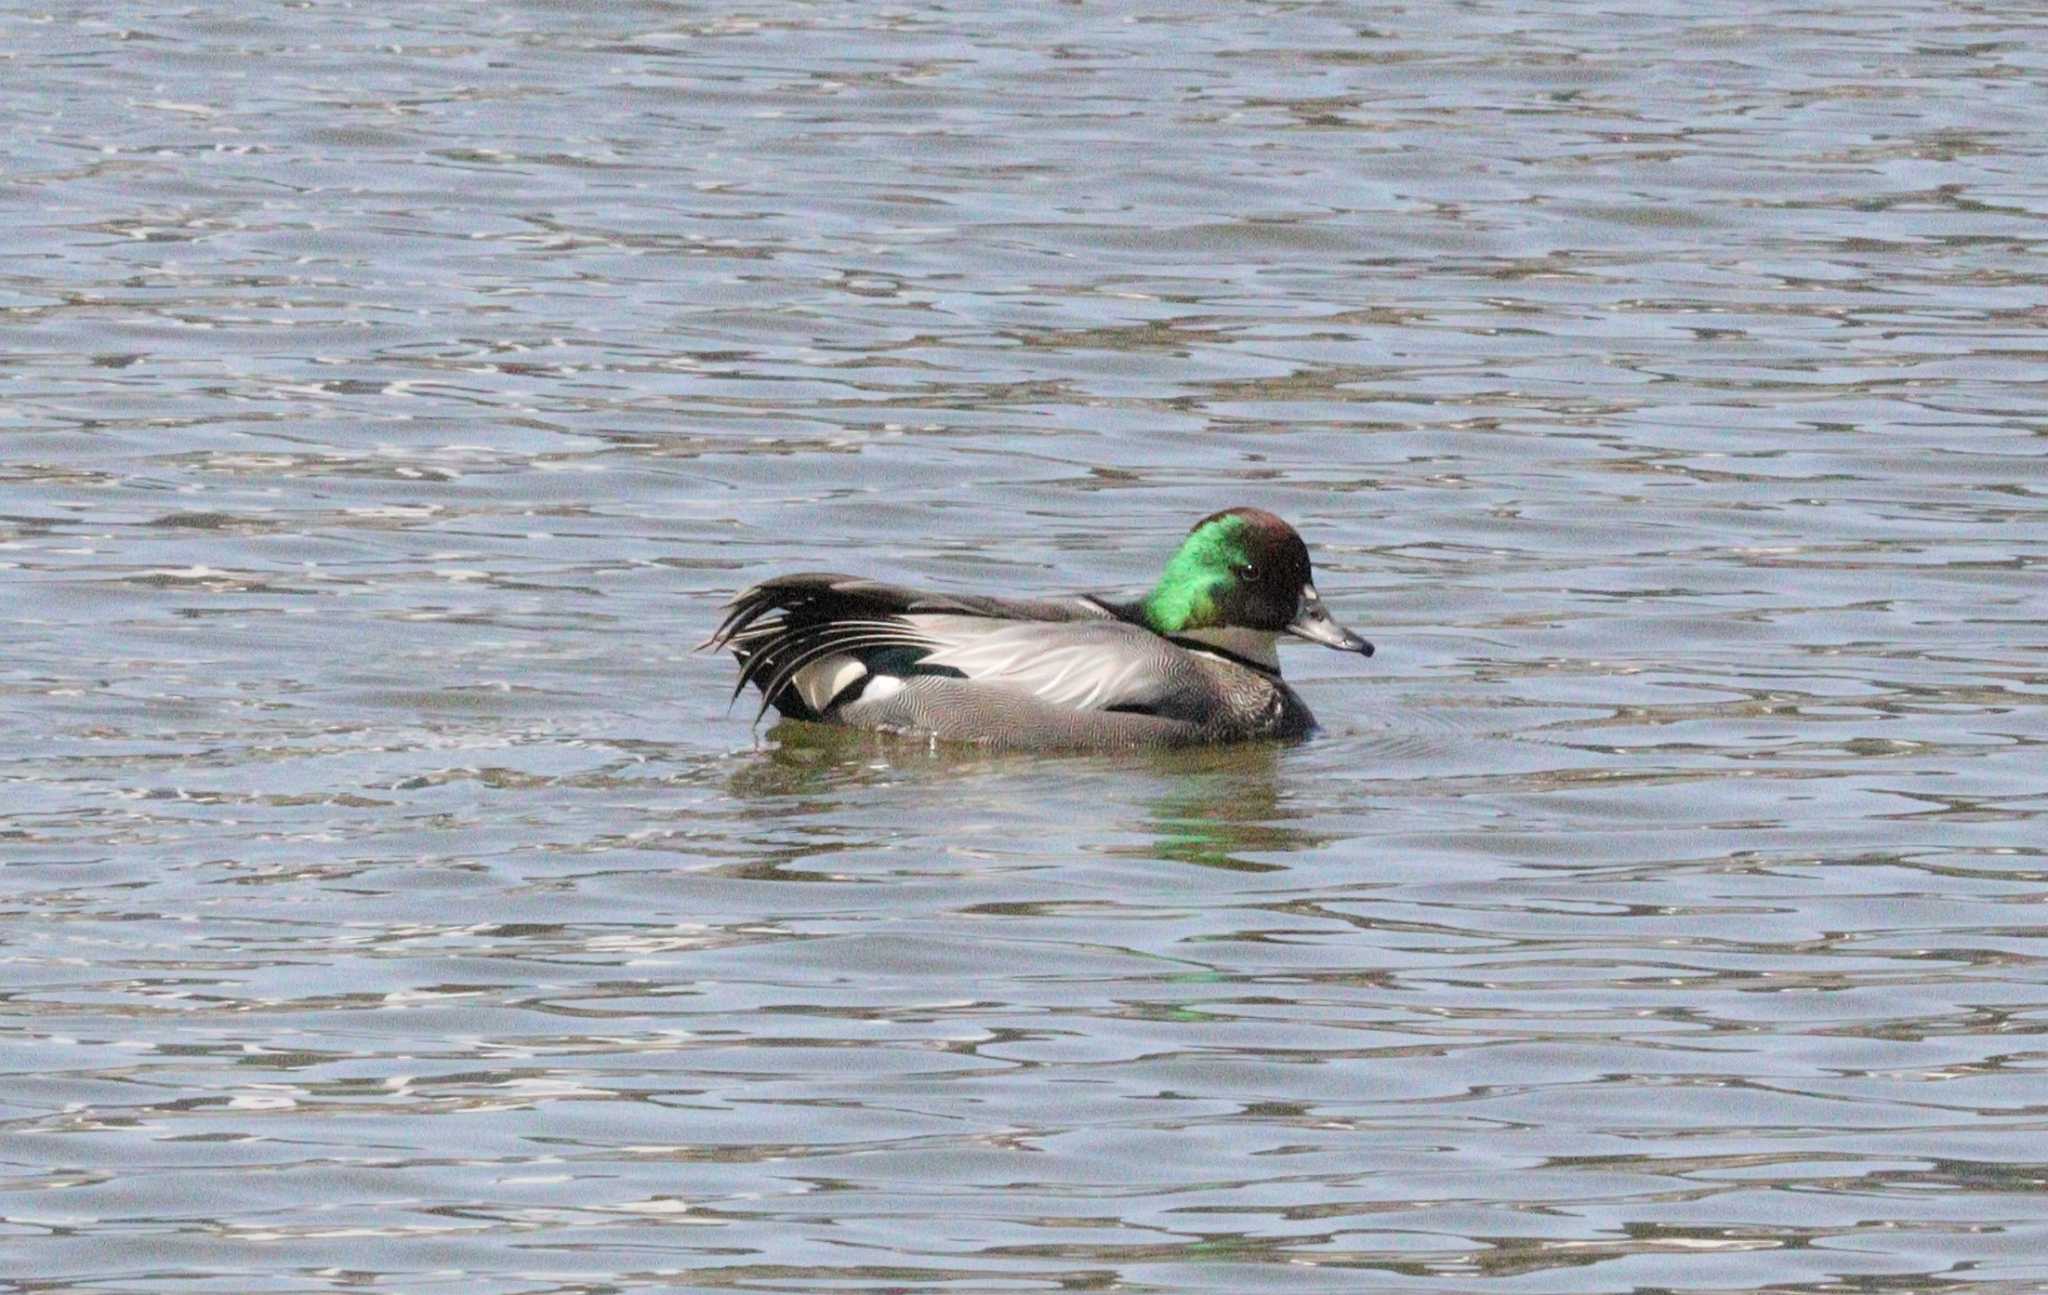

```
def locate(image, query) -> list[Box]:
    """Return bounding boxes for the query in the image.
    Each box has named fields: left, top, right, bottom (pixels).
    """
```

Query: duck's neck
left=1135, top=580, right=1278, bottom=672
left=1171, top=626, right=1281, bottom=674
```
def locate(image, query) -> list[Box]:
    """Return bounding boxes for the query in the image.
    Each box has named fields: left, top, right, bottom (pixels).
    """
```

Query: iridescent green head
left=1139, top=508, right=1373, bottom=655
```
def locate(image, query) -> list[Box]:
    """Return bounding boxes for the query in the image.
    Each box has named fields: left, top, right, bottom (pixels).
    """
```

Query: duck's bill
left=1287, top=585, right=1374, bottom=656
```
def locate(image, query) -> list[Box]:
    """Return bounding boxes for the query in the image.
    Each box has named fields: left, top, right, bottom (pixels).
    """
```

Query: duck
left=705, top=507, right=1373, bottom=749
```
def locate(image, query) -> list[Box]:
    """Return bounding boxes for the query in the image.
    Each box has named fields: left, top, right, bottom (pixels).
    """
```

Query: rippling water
left=6, top=2, right=2047, bottom=1291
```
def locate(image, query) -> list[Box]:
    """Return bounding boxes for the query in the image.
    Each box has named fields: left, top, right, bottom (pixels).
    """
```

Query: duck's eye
left=1237, top=563, right=1257, bottom=580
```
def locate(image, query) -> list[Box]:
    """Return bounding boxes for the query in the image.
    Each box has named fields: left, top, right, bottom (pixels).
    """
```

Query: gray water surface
left=5, top=2, right=2047, bottom=1292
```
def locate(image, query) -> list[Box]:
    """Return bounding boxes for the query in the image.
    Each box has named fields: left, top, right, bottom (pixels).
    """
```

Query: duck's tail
left=702, top=574, right=964, bottom=722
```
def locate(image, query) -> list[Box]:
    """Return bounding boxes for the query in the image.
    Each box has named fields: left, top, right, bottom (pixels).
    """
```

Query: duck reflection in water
left=722, top=730, right=1331, bottom=876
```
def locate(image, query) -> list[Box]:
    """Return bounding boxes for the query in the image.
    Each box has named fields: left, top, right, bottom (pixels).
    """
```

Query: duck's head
left=1139, top=507, right=1374, bottom=657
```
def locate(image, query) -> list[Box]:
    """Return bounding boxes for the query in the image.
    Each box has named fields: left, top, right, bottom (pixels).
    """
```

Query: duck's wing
left=908, top=615, right=1187, bottom=713
left=703, top=574, right=1185, bottom=723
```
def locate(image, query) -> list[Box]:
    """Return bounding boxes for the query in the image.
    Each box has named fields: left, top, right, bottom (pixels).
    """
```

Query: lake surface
left=5, top=1, right=2046, bottom=1291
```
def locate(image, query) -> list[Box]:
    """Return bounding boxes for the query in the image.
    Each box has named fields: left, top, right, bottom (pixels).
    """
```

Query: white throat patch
left=1176, top=626, right=1281, bottom=672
